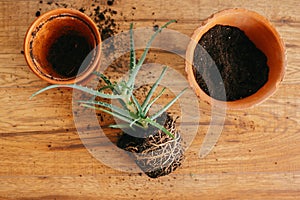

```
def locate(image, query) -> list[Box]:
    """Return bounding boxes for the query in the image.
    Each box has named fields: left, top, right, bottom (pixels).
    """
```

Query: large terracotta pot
left=185, top=8, right=286, bottom=109
left=24, top=8, right=101, bottom=84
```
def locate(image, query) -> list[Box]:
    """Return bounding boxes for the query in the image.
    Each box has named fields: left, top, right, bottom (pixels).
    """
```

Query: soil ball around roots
left=117, top=113, right=184, bottom=178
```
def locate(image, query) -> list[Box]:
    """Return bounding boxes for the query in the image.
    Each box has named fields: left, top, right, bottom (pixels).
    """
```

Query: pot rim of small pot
left=185, top=8, right=287, bottom=110
left=23, top=8, right=101, bottom=84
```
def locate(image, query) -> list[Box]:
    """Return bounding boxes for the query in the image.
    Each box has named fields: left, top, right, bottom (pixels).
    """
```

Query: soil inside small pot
left=193, top=24, right=269, bottom=101
left=47, top=34, right=92, bottom=78
left=117, top=113, right=184, bottom=178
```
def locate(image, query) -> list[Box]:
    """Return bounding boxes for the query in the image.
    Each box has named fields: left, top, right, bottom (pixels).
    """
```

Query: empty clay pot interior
left=30, top=13, right=98, bottom=80
left=190, top=9, right=285, bottom=109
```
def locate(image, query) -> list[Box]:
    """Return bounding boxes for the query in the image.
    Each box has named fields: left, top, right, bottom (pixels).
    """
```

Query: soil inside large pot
left=193, top=24, right=269, bottom=101
left=117, top=113, right=184, bottom=178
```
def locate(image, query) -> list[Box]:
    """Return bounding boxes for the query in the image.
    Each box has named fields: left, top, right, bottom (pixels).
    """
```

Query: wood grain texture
left=0, top=0, right=299, bottom=199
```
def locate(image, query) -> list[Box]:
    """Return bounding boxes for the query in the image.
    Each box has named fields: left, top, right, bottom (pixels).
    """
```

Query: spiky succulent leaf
left=77, top=100, right=135, bottom=120
left=143, top=87, right=166, bottom=115
left=141, top=66, right=168, bottom=111
left=127, top=20, right=176, bottom=93
left=93, top=71, right=113, bottom=86
left=131, top=95, right=142, bottom=115
left=90, top=72, right=129, bottom=109
left=31, top=84, right=124, bottom=100
left=81, top=104, right=144, bottom=129
left=144, top=117, right=174, bottom=138
left=97, top=85, right=116, bottom=92
left=129, top=23, right=136, bottom=70
left=150, top=87, right=187, bottom=120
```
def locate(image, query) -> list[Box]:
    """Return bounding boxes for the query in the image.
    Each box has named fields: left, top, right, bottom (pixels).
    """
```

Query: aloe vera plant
left=32, top=20, right=186, bottom=178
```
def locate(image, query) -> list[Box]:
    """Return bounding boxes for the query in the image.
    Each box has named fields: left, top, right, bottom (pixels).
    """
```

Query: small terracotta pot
left=24, top=8, right=101, bottom=84
left=185, top=8, right=286, bottom=109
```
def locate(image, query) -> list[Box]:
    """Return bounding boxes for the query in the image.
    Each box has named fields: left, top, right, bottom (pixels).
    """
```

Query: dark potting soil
left=117, top=113, right=184, bottom=178
left=193, top=24, right=269, bottom=101
left=35, top=10, right=41, bottom=17
left=117, top=112, right=169, bottom=151
left=35, top=0, right=119, bottom=77
left=47, top=34, right=92, bottom=77
left=36, top=0, right=119, bottom=41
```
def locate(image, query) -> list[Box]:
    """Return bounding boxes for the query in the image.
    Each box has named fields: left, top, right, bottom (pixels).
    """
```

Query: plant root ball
left=117, top=113, right=184, bottom=178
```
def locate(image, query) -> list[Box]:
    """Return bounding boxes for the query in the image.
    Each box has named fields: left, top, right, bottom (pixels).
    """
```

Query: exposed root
left=117, top=113, right=184, bottom=178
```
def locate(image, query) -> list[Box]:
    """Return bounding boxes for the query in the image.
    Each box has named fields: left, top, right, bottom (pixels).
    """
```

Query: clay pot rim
left=24, top=8, right=101, bottom=85
left=185, top=8, right=287, bottom=110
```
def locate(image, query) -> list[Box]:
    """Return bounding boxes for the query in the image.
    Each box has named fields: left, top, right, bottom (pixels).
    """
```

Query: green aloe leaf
left=129, top=23, right=136, bottom=70
left=97, top=85, right=115, bottom=92
left=93, top=71, right=113, bottom=86
left=143, top=87, right=166, bottom=115
left=31, top=84, right=123, bottom=100
left=81, top=104, right=144, bottom=129
left=141, top=66, right=168, bottom=111
left=144, top=117, right=174, bottom=138
left=150, top=87, right=187, bottom=120
left=126, top=20, right=176, bottom=92
left=93, top=71, right=123, bottom=96
left=131, top=95, right=142, bottom=114
left=77, top=100, right=135, bottom=120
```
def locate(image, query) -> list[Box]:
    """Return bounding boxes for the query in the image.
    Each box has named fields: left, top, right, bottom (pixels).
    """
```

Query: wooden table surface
left=0, top=0, right=299, bottom=199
